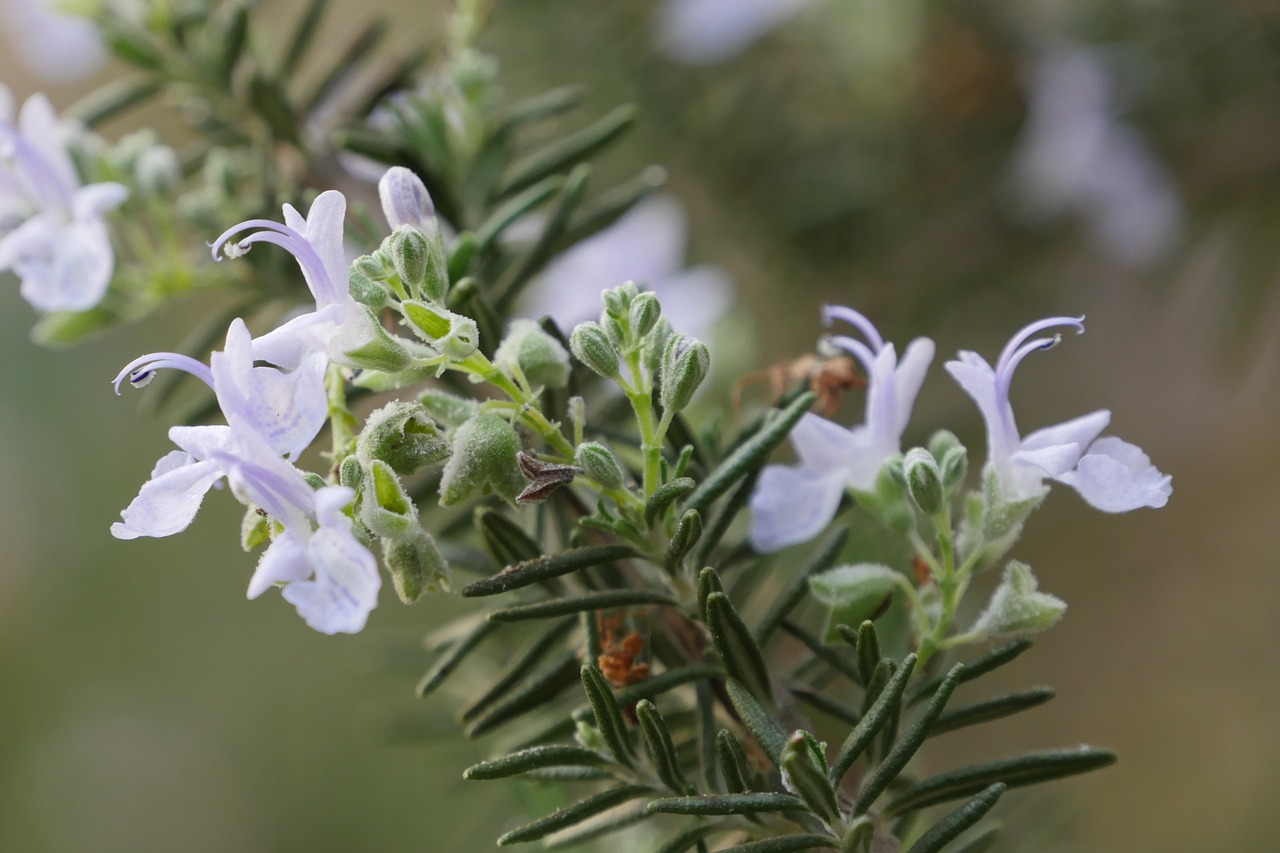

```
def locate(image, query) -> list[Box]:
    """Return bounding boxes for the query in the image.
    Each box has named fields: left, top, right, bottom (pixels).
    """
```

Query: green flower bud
left=659, top=334, right=710, bottom=414
left=643, top=318, right=673, bottom=378
left=904, top=447, right=944, bottom=515
left=601, top=281, right=638, bottom=319
left=970, top=561, right=1066, bottom=639
left=338, top=455, right=363, bottom=491
left=418, top=388, right=481, bottom=428
left=574, top=441, right=625, bottom=490
left=357, top=400, right=449, bottom=475
left=939, top=444, right=968, bottom=493
left=389, top=225, right=430, bottom=294
left=382, top=529, right=449, bottom=603
left=628, top=292, right=661, bottom=340
left=439, top=414, right=526, bottom=506
left=494, top=318, right=571, bottom=389
left=401, top=300, right=479, bottom=360
left=348, top=268, right=389, bottom=309
left=353, top=254, right=387, bottom=281
left=360, top=459, right=418, bottom=539
left=927, top=429, right=962, bottom=461
left=602, top=314, right=627, bottom=349
left=341, top=307, right=412, bottom=372
left=570, top=321, right=620, bottom=378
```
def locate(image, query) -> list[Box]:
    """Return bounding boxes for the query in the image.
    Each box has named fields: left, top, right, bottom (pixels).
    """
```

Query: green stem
left=326, top=363, right=357, bottom=467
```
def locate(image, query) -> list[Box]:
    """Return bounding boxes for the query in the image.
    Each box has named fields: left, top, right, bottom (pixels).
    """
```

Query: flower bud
left=570, top=321, right=620, bottom=378
left=389, top=225, right=430, bottom=292
left=379, top=166, right=436, bottom=232
left=338, top=455, right=363, bottom=491
left=439, top=414, right=526, bottom=506
left=574, top=441, right=625, bottom=490
left=357, top=400, right=449, bottom=475
left=939, top=445, right=968, bottom=494
left=970, top=561, right=1066, bottom=638
left=494, top=318, right=570, bottom=389
left=601, top=281, right=638, bottom=319
left=361, top=459, right=418, bottom=539
left=659, top=334, right=710, bottom=414
left=904, top=447, right=944, bottom=515
left=418, top=388, right=481, bottom=428
left=401, top=301, right=479, bottom=360
left=382, top=528, right=449, bottom=603
left=927, top=429, right=961, bottom=460
left=602, top=314, right=627, bottom=349
left=643, top=318, right=673, bottom=378
left=628, top=292, right=661, bottom=339
left=353, top=254, right=387, bottom=281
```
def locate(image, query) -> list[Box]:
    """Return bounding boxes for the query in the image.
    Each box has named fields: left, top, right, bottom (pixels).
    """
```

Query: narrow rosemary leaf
left=946, top=823, right=1002, bottom=853
left=489, top=590, right=677, bottom=623
left=497, top=104, right=637, bottom=198
left=463, top=745, right=609, bottom=780
left=886, top=746, right=1117, bottom=815
left=559, top=165, right=668, bottom=252
left=781, top=735, right=841, bottom=824
left=304, top=18, right=387, bottom=111
left=790, top=687, right=861, bottom=728
left=855, top=621, right=882, bottom=685
left=493, top=85, right=585, bottom=135
left=755, top=527, right=850, bottom=645
left=646, top=793, right=806, bottom=816
left=725, top=679, right=787, bottom=766
left=638, top=700, right=694, bottom=794
left=780, top=621, right=861, bottom=684
left=215, top=3, right=249, bottom=81
left=664, top=509, right=703, bottom=574
left=645, top=477, right=697, bottom=527
left=905, top=783, right=1006, bottom=853
left=685, top=392, right=817, bottom=516
left=908, top=639, right=1033, bottom=707
left=474, top=175, right=565, bottom=253
left=462, top=544, right=636, bottom=597
left=476, top=506, right=543, bottom=566
left=465, top=656, right=583, bottom=738
left=860, top=659, right=893, bottom=717
left=460, top=619, right=576, bottom=722
left=544, top=801, right=650, bottom=850
left=280, top=0, right=327, bottom=76
left=248, top=75, right=298, bottom=143
left=697, top=682, right=720, bottom=792
left=855, top=663, right=965, bottom=814
left=523, top=767, right=612, bottom=782
left=69, top=78, right=163, bottom=126
left=720, top=834, right=841, bottom=852
left=697, top=567, right=725, bottom=624
left=828, top=654, right=916, bottom=786
left=717, top=729, right=753, bottom=794
left=927, top=688, right=1055, bottom=738
left=581, top=665, right=635, bottom=766
left=416, top=619, right=499, bottom=697
left=657, top=824, right=720, bottom=853
left=498, top=784, right=651, bottom=845
left=706, top=593, right=773, bottom=703
left=495, top=164, right=591, bottom=309
left=614, top=664, right=726, bottom=706
left=695, top=468, right=759, bottom=566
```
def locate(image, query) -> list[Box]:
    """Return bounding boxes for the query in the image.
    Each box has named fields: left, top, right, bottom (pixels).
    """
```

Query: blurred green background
left=2, top=0, right=1278, bottom=850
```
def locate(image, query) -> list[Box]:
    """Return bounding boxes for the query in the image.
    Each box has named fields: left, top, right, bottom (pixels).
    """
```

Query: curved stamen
left=210, top=220, right=338, bottom=305
left=821, top=304, right=885, bottom=353
left=824, top=334, right=878, bottom=375
left=994, top=316, right=1084, bottom=384
left=113, top=352, right=214, bottom=395
left=990, top=317, right=1085, bottom=446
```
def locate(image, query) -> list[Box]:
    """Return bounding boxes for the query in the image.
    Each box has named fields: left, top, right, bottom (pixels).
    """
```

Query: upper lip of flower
left=209, top=218, right=342, bottom=306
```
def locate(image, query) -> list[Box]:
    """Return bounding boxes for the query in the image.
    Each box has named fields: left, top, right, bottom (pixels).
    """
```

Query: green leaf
left=543, top=802, right=649, bottom=849
left=697, top=567, right=724, bottom=620
left=663, top=509, right=703, bottom=573
left=756, top=527, right=850, bottom=645
left=493, top=86, right=585, bottom=134
left=721, top=835, right=841, bottom=852
left=706, top=593, right=773, bottom=703
left=248, top=74, right=299, bottom=144
left=488, top=590, right=677, bottom=623
left=790, top=687, right=861, bottom=728
left=463, top=745, right=609, bottom=780
left=281, top=0, right=328, bottom=77
left=460, top=619, right=576, bottom=722
left=717, top=729, right=754, bottom=794
left=780, top=621, right=861, bottom=685
left=581, top=664, right=635, bottom=766
left=886, top=746, right=1117, bottom=815
left=637, top=700, right=693, bottom=794
left=860, top=659, right=893, bottom=717
left=946, top=824, right=1002, bottom=853
left=215, top=3, right=250, bottom=81
left=781, top=733, right=841, bottom=824
left=829, top=654, right=916, bottom=785
left=498, top=785, right=651, bottom=845
left=559, top=165, right=667, bottom=250
left=928, top=688, right=1055, bottom=738
left=853, top=621, right=882, bottom=686
left=725, top=679, right=786, bottom=766
left=474, top=175, right=565, bottom=254
left=475, top=506, right=543, bottom=567
left=304, top=18, right=387, bottom=111
left=905, top=783, right=1006, bottom=853
left=908, top=639, right=1032, bottom=707
left=685, top=392, right=817, bottom=516
left=646, top=793, right=806, bottom=816
left=416, top=619, right=498, bottom=697
left=495, top=164, right=591, bottom=309
left=855, top=663, right=965, bottom=814
left=465, top=656, right=582, bottom=738
left=497, top=104, right=637, bottom=198
left=613, top=664, right=725, bottom=706
left=695, top=468, right=759, bottom=566
left=645, top=476, right=697, bottom=527
left=462, top=544, right=637, bottom=597
left=69, top=79, right=163, bottom=127
left=656, top=825, right=720, bottom=853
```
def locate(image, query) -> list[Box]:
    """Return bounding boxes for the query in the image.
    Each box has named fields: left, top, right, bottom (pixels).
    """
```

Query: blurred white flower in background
left=0, top=0, right=105, bottom=83
left=521, top=195, right=733, bottom=338
left=1009, top=44, right=1181, bottom=266
left=653, top=0, right=815, bottom=65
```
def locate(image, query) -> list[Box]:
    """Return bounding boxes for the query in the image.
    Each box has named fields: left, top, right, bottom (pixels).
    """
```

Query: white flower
left=210, top=190, right=381, bottom=369
left=520, top=195, right=732, bottom=339
left=945, top=316, right=1171, bottom=512
left=749, top=305, right=934, bottom=552
left=654, top=0, right=815, bottom=65
left=0, top=89, right=127, bottom=311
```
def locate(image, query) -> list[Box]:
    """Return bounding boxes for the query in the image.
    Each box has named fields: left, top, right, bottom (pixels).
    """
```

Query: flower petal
left=282, top=512, right=380, bottom=634
left=946, top=351, right=1019, bottom=460
left=284, top=191, right=347, bottom=303
left=1021, top=409, right=1110, bottom=455
left=72, top=182, right=128, bottom=219
left=748, top=463, right=847, bottom=553
left=789, top=411, right=863, bottom=470
left=111, top=453, right=222, bottom=540
left=1054, top=436, right=1172, bottom=512
left=892, top=337, right=935, bottom=434
left=247, top=532, right=311, bottom=599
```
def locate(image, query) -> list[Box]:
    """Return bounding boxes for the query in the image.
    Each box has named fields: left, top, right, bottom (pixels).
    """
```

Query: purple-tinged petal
left=378, top=166, right=435, bottom=231
left=16, top=93, right=76, bottom=196
left=4, top=215, right=114, bottom=311
left=1011, top=443, right=1084, bottom=479
left=110, top=453, right=223, bottom=540
left=247, top=532, right=311, bottom=599
left=72, top=182, right=128, bottom=219
left=284, top=190, right=347, bottom=301
left=946, top=352, right=1020, bottom=461
left=168, top=425, right=233, bottom=461
left=789, top=412, right=864, bottom=471
left=1055, top=436, right=1171, bottom=512
left=749, top=463, right=847, bottom=553
left=862, top=342, right=899, bottom=448
left=892, top=337, right=934, bottom=435
left=1021, top=410, right=1110, bottom=455
left=283, top=490, right=379, bottom=634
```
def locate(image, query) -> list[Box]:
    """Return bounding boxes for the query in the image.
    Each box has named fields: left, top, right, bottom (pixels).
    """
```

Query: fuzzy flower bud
left=904, top=447, right=944, bottom=515
left=659, top=334, right=710, bottom=413
left=575, top=441, right=626, bottom=490
left=389, top=225, right=430, bottom=291
left=439, top=414, right=526, bottom=506
left=357, top=400, right=449, bottom=475
left=570, top=321, right=620, bottom=378
left=418, top=388, right=481, bottom=428
left=494, top=319, right=571, bottom=389
left=970, top=561, right=1066, bottom=638
left=383, top=528, right=449, bottom=603
left=348, top=268, right=389, bottom=309
left=361, top=459, right=418, bottom=539
left=628, top=291, right=661, bottom=339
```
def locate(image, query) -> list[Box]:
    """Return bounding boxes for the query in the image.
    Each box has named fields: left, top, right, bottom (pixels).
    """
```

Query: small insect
left=596, top=610, right=651, bottom=688
left=733, top=354, right=865, bottom=417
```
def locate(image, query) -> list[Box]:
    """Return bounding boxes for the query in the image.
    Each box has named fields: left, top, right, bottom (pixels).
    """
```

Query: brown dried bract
left=733, top=354, right=865, bottom=417
left=596, top=611, right=651, bottom=688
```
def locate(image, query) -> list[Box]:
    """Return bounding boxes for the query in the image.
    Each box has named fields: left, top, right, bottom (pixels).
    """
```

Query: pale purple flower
left=945, top=316, right=1171, bottom=512
left=210, top=190, right=379, bottom=369
left=0, top=89, right=126, bottom=311
left=520, top=195, right=732, bottom=339
left=654, top=0, right=815, bottom=65
left=749, top=305, right=934, bottom=553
